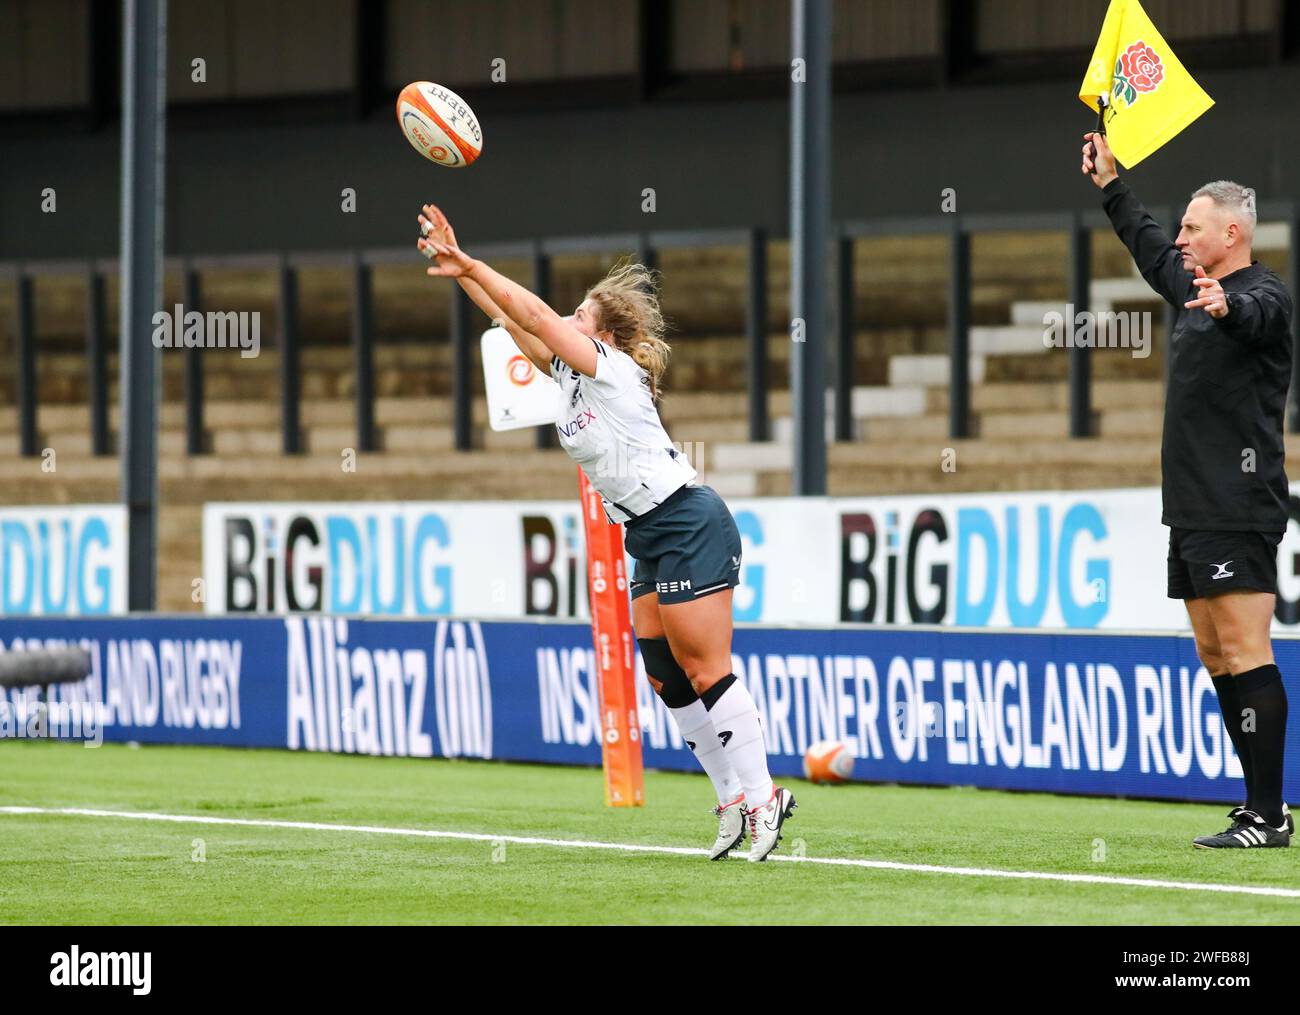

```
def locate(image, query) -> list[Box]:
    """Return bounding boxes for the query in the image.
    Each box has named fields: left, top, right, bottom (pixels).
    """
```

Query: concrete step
left=969, top=325, right=1051, bottom=355
left=1009, top=286, right=1164, bottom=325
left=150, top=472, right=581, bottom=504
left=769, top=416, right=860, bottom=445
left=731, top=461, right=1169, bottom=498
left=1097, top=407, right=1165, bottom=436
left=855, top=414, right=954, bottom=441
left=0, top=449, right=577, bottom=482
left=707, top=435, right=1166, bottom=474
left=702, top=471, right=761, bottom=497
left=708, top=442, right=794, bottom=472
left=849, top=386, right=927, bottom=417
left=0, top=478, right=119, bottom=503
left=0, top=396, right=495, bottom=435
left=975, top=411, right=1072, bottom=439
left=659, top=417, right=752, bottom=442
left=383, top=424, right=536, bottom=453
left=985, top=346, right=1164, bottom=383
left=1010, top=300, right=1069, bottom=327
left=888, top=354, right=987, bottom=387
left=1091, top=278, right=1164, bottom=302
left=824, top=463, right=1162, bottom=496
left=827, top=436, right=1162, bottom=469
left=926, top=379, right=1164, bottom=414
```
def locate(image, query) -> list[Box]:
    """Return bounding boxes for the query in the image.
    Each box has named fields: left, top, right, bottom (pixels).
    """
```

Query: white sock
left=703, top=676, right=774, bottom=810
left=669, top=700, right=743, bottom=806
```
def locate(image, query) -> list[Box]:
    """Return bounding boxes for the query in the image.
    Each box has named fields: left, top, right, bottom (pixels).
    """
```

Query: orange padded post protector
left=578, top=467, right=645, bottom=807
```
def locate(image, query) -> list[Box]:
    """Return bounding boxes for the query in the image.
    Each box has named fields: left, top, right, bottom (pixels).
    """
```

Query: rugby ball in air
left=803, top=740, right=855, bottom=784
left=396, top=81, right=483, bottom=168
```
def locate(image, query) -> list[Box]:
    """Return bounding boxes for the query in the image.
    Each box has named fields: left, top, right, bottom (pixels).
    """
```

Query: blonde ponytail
left=586, top=260, right=671, bottom=401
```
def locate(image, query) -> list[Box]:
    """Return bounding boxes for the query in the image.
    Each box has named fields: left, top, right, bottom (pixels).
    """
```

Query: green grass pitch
left=1, top=740, right=1297, bottom=925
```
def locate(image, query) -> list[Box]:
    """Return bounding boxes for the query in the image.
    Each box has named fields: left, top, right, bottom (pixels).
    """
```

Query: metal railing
left=3, top=203, right=1298, bottom=460
left=0, top=227, right=768, bottom=457
left=840, top=201, right=1299, bottom=438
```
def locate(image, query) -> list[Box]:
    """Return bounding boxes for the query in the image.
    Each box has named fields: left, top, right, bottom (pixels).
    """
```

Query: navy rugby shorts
left=624, top=484, right=743, bottom=605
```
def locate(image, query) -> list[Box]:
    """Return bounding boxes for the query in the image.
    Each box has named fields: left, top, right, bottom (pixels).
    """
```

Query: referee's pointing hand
left=1185, top=265, right=1230, bottom=319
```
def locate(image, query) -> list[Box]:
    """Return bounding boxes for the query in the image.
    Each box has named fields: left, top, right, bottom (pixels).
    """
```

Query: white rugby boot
left=709, top=794, right=748, bottom=860
left=746, top=786, right=797, bottom=863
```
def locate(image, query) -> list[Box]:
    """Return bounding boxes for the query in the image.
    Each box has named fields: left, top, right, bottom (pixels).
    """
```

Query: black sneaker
left=1194, top=808, right=1290, bottom=849
left=1226, top=803, right=1293, bottom=835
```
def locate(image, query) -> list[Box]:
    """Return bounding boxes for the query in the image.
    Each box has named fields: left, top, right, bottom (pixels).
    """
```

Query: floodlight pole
left=120, top=0, right=167, bottom=610
left=790, top=0, right=831, bottom=495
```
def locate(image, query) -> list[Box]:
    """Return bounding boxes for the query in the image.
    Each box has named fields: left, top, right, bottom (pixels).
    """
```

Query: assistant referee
left=1083, top=131, right=1295, bottom=848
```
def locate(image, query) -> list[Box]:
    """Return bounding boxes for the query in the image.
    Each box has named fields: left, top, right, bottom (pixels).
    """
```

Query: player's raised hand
left=417, top=204, right=476, bottom=278
left=419, top=203, right=459, bottom=247
left=1185, top=265, right=1229, bottom=318
left=1081, top=131, right=1118, bottom=189
left=422, top=238, right=476, bottom=278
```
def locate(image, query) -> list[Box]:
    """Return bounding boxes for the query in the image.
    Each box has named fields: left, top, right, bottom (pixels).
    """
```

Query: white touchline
left=3, top=805, right=1299, bottom=900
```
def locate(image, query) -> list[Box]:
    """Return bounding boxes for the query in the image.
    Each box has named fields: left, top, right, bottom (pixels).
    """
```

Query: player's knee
left=1218, top=641, right=1256, bottom=674
left=1195, top=639, right=1224, bottom=673
left=673, top=653, right=708, bottom=682
left=1215, top=631, right=1265, bottom=674
left=689, top=671, right=727, bottom=696
left=638, top=637, right=697, bottom=707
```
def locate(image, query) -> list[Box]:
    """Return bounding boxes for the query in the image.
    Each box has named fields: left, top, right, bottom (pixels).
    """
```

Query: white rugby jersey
left=549, top=339, right=696, bottom=524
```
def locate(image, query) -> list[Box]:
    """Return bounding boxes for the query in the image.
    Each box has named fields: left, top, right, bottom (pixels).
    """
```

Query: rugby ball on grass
left=803, top=739, right=855, bottom=784
left=396, top=81, right=483, bottom=168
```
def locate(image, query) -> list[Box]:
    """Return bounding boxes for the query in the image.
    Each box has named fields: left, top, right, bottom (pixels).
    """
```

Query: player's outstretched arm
left=463, top=259, right=597, bottom=378
left=462, top=277, right=553, bottom=374
left=418, top=206, right=551, bottom=372
left=422, top=204, right=598, bottom=378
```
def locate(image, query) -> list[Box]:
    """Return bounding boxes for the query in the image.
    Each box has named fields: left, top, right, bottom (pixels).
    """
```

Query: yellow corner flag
left=1079, top=0, right=1214, bottom=168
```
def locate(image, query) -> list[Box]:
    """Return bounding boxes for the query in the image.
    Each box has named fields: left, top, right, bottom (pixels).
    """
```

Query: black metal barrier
left=4, top=207, right=1297, bottom=463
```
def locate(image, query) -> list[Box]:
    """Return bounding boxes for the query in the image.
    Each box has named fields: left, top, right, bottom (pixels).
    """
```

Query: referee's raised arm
left=1082, top=131, right=1192, bottom=307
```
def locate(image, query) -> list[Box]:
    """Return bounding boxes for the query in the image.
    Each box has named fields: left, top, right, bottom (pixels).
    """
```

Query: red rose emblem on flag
left=1110, top=40, right=1164, bottom=108
left=1120, top=41, right=1164, bottom=92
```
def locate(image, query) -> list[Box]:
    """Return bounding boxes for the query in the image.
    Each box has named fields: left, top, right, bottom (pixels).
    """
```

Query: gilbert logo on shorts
left=1211, top=561, right=1235, bottom=580
left=656, top=578, right=692, bottom=594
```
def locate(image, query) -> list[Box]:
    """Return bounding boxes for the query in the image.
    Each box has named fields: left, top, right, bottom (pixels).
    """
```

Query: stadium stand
left=0, top=224, right=1290, bottom=610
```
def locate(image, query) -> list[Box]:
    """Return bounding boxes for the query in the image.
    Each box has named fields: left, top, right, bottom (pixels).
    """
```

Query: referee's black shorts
left=1167, top=526, right=1283, bottom=599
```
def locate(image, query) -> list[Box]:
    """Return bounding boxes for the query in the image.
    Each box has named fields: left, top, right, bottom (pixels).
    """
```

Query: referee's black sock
left=1236, top=664, right=1288, bottom=829
left=1211, top=673, right=1255, bottom=811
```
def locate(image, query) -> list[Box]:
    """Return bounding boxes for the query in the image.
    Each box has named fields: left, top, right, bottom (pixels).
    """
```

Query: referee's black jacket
left=1102, top=178, right=1294, bottom=532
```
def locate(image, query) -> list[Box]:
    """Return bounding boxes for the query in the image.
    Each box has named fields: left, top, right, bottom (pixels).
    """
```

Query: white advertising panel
left=202, top=487, right=1300, bottom=631
left=0, top=505, right=127, bottom=615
